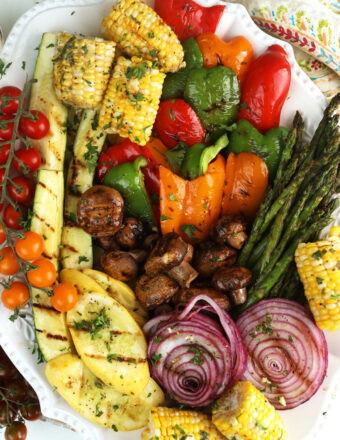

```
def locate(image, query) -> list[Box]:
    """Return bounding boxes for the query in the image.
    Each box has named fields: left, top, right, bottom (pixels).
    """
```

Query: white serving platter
left=0, top=1, right=340, bottom=439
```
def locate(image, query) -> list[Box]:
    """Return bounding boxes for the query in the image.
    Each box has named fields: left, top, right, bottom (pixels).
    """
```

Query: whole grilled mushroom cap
left=101, top=250, right=138, bottom=281
left=144, top=233, right=188, bottom=276
left=77, top=185, right=124, bottom=238
left=193, top=241, right=237, bottom=278
left=135, top=273, right=180, bottom=310
left=212, top=214, right=248, bottom=250
left=173, top=282, right=231, bottom=311
left=115, top=218, right=145, bottom=250
left=212, top=266, right=252, bottom=305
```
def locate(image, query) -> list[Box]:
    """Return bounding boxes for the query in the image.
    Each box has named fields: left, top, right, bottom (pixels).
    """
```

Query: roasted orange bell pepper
left=196, top=33, right=254, bottom=86
left=141, top=137, right=170, bottom=169
left=222, top=152, right=268, bottom=220
left=160, top=155, right=225, bottom=242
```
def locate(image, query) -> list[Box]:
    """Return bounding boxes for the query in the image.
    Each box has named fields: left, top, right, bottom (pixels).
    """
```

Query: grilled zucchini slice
left=30, top=170, right=72, bottom=361
left=61, top=269, right=150, bottom=395
left=61, top=108, right=106, bottom=269
left=29, top=32, right=68, bottom=171
left=46, top=354, right=164, bottom=430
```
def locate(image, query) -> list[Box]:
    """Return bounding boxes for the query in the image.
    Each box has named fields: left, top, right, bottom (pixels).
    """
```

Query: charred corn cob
left=295, top=226, right=340, bottom=331
left=143, top=407, right=224, bottom=440
left=212, top=381, right=287, bottom=440
left=101, top=0, right=184, bottom=73
left=53, top=33, right=116, bottom=109
left=98, top=56, right=165, bottom=145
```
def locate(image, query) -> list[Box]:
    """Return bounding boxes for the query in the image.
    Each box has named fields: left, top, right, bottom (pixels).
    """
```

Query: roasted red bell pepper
left=95, top=138, right=166, bottom=200
left=238, top=44, right=291, bottom=133
left=155, top=0, right=225, bottom=42
left=154, top=99, right=206, bottom=149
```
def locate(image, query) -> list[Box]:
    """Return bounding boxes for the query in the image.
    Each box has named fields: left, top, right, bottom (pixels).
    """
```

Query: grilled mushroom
left=97, top=235, right=121, bottom=251
left=135, top=273, right=179, bottom=310
left=212, top=214, right=248, bottom=250
left=77, top=185, right=124, bottom=237
left=193, top=241, right=237, bottom=278
left=212, top=266, right=252, bottom=305
left=101, top=250, right=138, bottom=281
left=115, top=218, right=145, bottom=250
left=173, top=282, right=231, bottom=311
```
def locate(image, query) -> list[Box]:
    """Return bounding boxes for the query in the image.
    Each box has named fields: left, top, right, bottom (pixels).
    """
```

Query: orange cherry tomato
left=15, top=231, right=44, bottom=261
left=0, top=223, right=6, bottom=245
left=27, top=258, right=56, bottom=288
left=2, top=281, right=29, bottom=310
left=51, top=283, right=78, bottom=312
left=0, top=247, right=19, bottom=275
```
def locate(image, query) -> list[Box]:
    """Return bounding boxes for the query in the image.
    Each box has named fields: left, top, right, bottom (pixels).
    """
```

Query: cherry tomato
left=0, top=86, right=22, bottom=114
left=0, top=401, right=18, bottom=426
left=154, top=99, right=206, bottom=148
left=52, top=283, right=78, bottom=312
left=13, top=147, right=41, bottom=174
left=0, top=223, right=6, bottom=244
left=2, top=282, right=29, bottom=311
left=0, top=115, right=15, bottom=141
left=3, top=205, right=24, bottom=230
left=4, top=380, right=28, bottom=403
left=5, top=421, right=27, bottom=440
left=19, top=110, right=49, bottom=140
left=0, top=168, right=5, bottom=183
left=15, top=231, right=44, bottom=261
left=21, top=402, right=42, bottom=421
left=0, top=247, right=19, bottom=275
left=27, top=258, right=56, bottom=288
left=0, top=347, right=18, bottom=381
left=0, top=143, right=10, bottom=164
left=8, top=177, right=35, bottom=204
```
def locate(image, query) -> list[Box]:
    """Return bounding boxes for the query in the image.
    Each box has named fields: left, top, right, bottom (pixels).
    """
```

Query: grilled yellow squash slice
left=61, top=269, right=150, bottom=395
left=46, top=354, right=164, bottom=430
left=80, top=268, right=148, bottom=327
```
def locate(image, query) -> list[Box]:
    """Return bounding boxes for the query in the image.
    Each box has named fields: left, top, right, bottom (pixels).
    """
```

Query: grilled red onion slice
left=236, top=298, right=328, bottom=410
left=144, top=294, right=247, bottom=407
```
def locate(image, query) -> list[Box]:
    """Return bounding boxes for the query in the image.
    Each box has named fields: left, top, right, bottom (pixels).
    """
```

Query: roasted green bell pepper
left=227, top=119, right=288, bottom=181
left=103, top=156, right=156, bottom=229
left=184, top=66, right=240, bottom=139
left=161, top=37, right=203, bottom=100
left=180, top=134, right=229, bottom=180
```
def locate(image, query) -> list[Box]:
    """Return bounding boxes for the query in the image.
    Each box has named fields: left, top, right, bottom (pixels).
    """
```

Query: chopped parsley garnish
left=78, top=255, right=89, bottom=264
left=169, top=193, right=178, bottom=201
left=126, top=62, right=149, bottom=79
left=160, top=215, right=172, bottom=221
left=255, top=420, right=267, bottom=431
left=151, top=352, right=162, bottom=366
left=168, top=109, right=175, bottom=120
left=154, top=335, right=162, bottom=344
left=73, top=308, right=110, bottom=340
left=83, top=140, right=100, bottom=172
left=180, top=224, right=198, bottom=238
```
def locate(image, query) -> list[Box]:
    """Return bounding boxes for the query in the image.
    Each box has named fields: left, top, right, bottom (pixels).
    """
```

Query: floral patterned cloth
left=227, top=0, right=340, bottom=98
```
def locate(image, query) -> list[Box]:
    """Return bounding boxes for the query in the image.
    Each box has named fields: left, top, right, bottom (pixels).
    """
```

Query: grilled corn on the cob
left=53, top=32, right=116, bottom=109
left=101, top=0, right=184, bottom=73
left=98, top=56, right=165, bottom=145
left=295, top=226, right=340, bottom=331
left=212, top=381, right=287, bottom=440
left=143, top=407, right=224, bottom=440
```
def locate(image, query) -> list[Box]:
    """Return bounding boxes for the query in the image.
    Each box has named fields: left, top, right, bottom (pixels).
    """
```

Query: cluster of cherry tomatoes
left=0, top=85, right=78, bottom=314
left=0, top=347, right=42, bottom=440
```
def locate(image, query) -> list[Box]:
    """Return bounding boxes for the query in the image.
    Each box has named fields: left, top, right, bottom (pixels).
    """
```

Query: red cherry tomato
left=0, top=86, right=22, bottom=114
left=0, top=347, right=18, bottom=381
left=5, top=421, right=27, bottom=440
left=19, top=110, right=49, bottom=140
left=27, top=258, right=56, bottom=288
left=52, top=283, right=78, bottom=312
left=21, top=402, right=42, bottom=421
left=0, top=223, right=5, bottom=244
left=0, top=168, right=5, bottom=183
left=13, top=147, right=41, bottom=174
left=0, top=114, right=15, bottom=140
left=2, top=281, right=29, bottom=311
left=3, top=204, right=24, bottom=230
left=8, top=176, right=35, bottom=204
left=0, top=246, right=19, bottom=275
left=0, top=143, right=10, bottom=164
left=15, top=231, right=44, bottom=261
left=154, top=99, right=206, bottom=148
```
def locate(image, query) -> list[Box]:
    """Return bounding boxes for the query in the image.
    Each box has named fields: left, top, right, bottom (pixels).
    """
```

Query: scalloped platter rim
left=0, top=1, right=340, bottom=439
